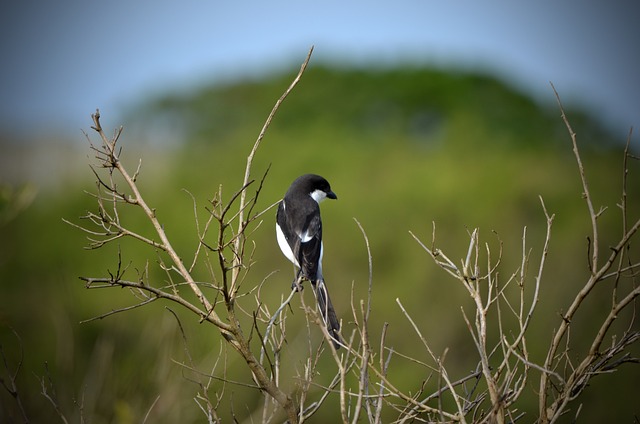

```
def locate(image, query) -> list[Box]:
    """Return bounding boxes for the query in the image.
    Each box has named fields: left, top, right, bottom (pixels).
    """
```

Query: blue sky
left=1, top=1, right=638, bottom=139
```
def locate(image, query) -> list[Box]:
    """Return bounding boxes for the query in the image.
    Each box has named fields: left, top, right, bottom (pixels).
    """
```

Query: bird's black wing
left=276, top=194, right=341, bottom=348
left=276, top=198, right=323, bottom=281
left=298, top=213, right=322, bottom=281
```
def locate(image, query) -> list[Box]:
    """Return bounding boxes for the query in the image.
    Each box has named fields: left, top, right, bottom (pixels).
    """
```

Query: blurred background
left=1, top=1, right=639, bottom=422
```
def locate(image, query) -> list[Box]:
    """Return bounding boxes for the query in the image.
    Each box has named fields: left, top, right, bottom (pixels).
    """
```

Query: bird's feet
left=291, top=276, right=305, bottom=292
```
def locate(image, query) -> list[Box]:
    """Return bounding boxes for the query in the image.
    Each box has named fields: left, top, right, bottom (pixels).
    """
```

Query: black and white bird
left=276, top=174, right=342, bottom=348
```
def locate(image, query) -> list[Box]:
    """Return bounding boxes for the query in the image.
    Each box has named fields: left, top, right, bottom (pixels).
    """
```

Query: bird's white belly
left=276, top=224, right=299, bottom=266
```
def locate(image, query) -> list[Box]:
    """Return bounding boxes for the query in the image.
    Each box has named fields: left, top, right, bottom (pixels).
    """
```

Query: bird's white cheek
left=310, top=189, right=327, bottom=204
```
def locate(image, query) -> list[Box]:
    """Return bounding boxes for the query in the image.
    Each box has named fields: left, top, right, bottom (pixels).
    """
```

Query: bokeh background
left=1, top=1, right=639, bottom=422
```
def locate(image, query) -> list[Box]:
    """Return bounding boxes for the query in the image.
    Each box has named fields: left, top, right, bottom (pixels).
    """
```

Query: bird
left=276, top=174, right=342, bottom=348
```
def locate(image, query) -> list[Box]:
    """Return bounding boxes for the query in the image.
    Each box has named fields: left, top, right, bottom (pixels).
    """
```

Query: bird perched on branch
left=276, top=174, right=342, bottom=348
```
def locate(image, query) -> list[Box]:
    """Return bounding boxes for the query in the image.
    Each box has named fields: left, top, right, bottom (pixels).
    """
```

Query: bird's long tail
left=314, top=279, right=342, bottom=349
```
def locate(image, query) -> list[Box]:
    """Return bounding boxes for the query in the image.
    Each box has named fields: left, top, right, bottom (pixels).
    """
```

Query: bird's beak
left=327, top=191, right=337, bottom=200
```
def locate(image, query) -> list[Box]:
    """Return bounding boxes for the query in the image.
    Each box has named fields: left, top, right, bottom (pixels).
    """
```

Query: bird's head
left=303, top=174, right=337, bottom=204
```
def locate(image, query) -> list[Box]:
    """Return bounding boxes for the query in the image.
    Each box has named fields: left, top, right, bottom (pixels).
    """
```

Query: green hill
left=1, top=64, right=637, bottom=423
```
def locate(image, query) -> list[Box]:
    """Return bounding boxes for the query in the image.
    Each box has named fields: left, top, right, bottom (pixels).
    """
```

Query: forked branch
left=70, top=47, right=316, bottom=423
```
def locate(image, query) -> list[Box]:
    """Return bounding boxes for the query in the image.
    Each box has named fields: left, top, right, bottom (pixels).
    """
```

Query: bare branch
left=0, top=328, right=29, bottom=422
left=551, top=83, right=599, bottom=273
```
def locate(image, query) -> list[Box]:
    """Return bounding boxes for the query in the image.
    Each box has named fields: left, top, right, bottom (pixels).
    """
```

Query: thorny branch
left=403, top=89, right=639, bottom=422
left=406, top=196, right=553, bottom=424
left=537, top=85, right=640, bottom=424
left=64, top=51, right=639, bottom=424
left=0, top=328, right=29, bottom=423
left=70, top=47, right=315, bottom=423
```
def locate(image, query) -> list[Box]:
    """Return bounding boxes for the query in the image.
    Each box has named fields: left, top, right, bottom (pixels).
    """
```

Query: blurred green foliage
left=1, top=65, right=638, bottom=422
